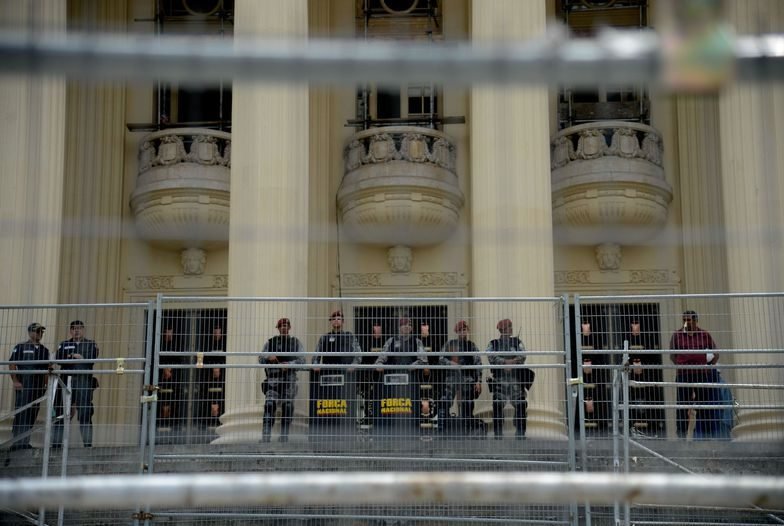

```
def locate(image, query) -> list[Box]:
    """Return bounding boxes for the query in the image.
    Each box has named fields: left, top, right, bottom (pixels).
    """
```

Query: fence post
left=562, top=294, right=579, bottom=526
left=574, top=294, right=591, bottom=526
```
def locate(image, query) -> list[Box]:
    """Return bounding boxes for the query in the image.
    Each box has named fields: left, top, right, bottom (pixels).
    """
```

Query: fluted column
left=470, top=1, right=564, bottom=438
left=0, top=1, right=66, bottom=444
left=719, top=1, right=784, bottom=440
left=215, top=0, right=309, bottom=444
left=59, top=0, right=126, bottom=304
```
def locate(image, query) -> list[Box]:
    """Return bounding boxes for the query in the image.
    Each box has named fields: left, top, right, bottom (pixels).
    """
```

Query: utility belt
left=487, top=368, right=536, bottom=393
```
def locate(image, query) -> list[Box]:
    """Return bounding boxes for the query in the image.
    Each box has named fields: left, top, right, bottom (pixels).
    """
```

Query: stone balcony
left=337, top=126, right=464, bottom=248
left=129, top=128, right=231, bottom=274
left=550, top=122, right=673, bottom=267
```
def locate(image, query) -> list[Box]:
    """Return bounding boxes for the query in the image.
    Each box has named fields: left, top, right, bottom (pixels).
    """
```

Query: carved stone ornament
left=342, top=273, right=382, bottom=287
left=595, top=243, right=622, bottom=271
left=365, top=133, right=399, bottom=163
left=551, top=135, right=576, bottom=169
left=641, top=132, right=663, bottom=166
left=345, top=139, right=365, bottom=171
left=418, top=272, right=459, bottom=286
left=139, top=141, right=156, bottom=173
left=220, top=140, right=231, bottom=167
left=187, top=134, right=221, bottom=165
left=608, top=127, right=642, bottom=158
left=387, top=245, right=413, bottom=273
left=181, top=248, right=207, bottom=276
left=575, top=128, right=607, bottom=160
left=430, top=137, right=455, bottom=171
left=134, top=275, right=175, bottom=290
left=400, top=133, right=429, bottom=163
left=154, top=135, right=187, bottom=166
left=554, top=271, right=591, bottom=285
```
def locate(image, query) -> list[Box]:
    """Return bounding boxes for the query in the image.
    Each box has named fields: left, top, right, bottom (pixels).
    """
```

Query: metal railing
left=0, top=294, right=782, bottom=525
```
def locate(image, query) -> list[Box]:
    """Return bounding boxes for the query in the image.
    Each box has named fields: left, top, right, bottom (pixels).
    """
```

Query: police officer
left=9, top=323, right=51, bottom=450
left=375, top=318, right=427, bottom=436
left=200, top=323, right=226, bottom=429
left=438, top=320, right=482, bottom=437
left=53, top=320, right=99, bottom=448
left=487, top=318, right=528, bottom=440
left=260, top=318, right=304, bottom=443
left=157, top=325, right=184, bottom=436
left=312, top=310, right=361, bottom=438
left=357, top=321, right=384, bottom=426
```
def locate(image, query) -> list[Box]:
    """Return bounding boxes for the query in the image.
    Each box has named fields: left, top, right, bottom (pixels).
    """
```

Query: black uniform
left=581, top=333, right=609, bottom=432
left=198, top=336, right=226, bottom=428
left=625, top=332, right=664, bottom=436
left=260, top=335, right=305, bottom=442
left=310, top=331, right=361, bottom=438
left=10, top=341, right=50, bottom=449
left=358, top=333, right=385, bottom=424
left=157, top=338, right=185, bottom=431
left=438, top=338, right=482, bottom=436
left=53, top=337, right=99, bottom=447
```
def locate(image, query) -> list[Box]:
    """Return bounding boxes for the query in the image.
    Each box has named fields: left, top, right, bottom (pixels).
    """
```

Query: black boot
left=262, top=399, right=276, bottom=443
left=280, top=401, right=293, bottom=443
left=514, top=400, right=528, bottom=440
left=492, top=400, right=504, bottom=439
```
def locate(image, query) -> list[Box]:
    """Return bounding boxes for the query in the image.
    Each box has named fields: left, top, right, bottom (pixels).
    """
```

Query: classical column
left=215, top=0, right=309, bottom=444
left=470, top=1, right=564, bottom=437
left=0, top=1, right=67, bottom=444
left=719, top=1, right=784, bottom=441
left=59, top=0, right=127, bottom=304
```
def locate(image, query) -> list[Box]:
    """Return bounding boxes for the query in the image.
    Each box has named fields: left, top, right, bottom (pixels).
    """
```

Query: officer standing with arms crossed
left=439, top=320, right=482, bottom=437
left=260, top=318, right=305, bottom=443
left=9, top=323, right=51, bottom=450
left=53, top=320, right=99, bottom=448
left=487, top=318, right=530, bottom=440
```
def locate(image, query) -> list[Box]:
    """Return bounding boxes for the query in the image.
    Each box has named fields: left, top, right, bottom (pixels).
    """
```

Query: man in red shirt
left=669, top=310, right=718, bottom=438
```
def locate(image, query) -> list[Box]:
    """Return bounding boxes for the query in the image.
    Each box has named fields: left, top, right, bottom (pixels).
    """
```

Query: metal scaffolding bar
left=0, top=30, right=782, bottom=85
left=1, top=472, right=783, bottom=511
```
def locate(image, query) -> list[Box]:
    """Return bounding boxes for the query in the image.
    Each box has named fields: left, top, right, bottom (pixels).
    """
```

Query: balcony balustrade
left=338, top=126, right=464, bottom=248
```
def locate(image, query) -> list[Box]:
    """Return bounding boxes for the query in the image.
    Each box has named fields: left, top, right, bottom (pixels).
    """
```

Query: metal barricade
left=576, top=292, right=784, bottom=526
left=0, top=302, right=154, bottom=526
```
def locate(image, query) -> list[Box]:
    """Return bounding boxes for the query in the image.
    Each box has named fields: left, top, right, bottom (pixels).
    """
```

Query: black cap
left=27, top=322, right=46, bottom=333
left=69, top=320, right=85, bottom=329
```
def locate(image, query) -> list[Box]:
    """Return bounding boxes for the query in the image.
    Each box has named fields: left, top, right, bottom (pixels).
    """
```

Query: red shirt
left=669, top=328, right=716, bottom=365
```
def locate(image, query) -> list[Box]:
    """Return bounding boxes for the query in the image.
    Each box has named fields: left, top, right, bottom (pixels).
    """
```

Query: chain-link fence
left=1, top=294, right=783, bottom=525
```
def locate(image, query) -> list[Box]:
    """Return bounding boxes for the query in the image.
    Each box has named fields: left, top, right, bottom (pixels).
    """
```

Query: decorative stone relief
left=181, top=248, right=207, bottom=276
left=641, top=133, right=662, bottom=166
left=131, top=274, right=229, bottom=291
left=344, top=126, right=457, bottom=174
left=345, top=139, right=364, bottom=171
left=418, top=272, right=460, bottom=286
left=220, top=140, right=231, bottom=167
left=551, top=135, right=575, bottom=169
left=608, top=127, right=641, bottom=158
left=154, top=135, right=187, bottom=166
left=554, top=271, right=591, bottom=285
left=187, top=134, right=221, bottom=165
left=134, top=276, right=175, bottom=290
left=630, top=270, right=673, bottom=283
left=365, top=133, right=399, bottom=163
left=551, top=122, right=664, bottom=169
left=139, top=141, right=156, bottom=173
left=575, top=128, right=607, bottom=160
left=595, top=243, right=622, bottom=271
left=400, top=133, right=429, bottom=163
left=555, top=269, right=679, bottom=286
left=342, top=273, right=383, bottom=287
left=387, top=245, right=413, bottom=273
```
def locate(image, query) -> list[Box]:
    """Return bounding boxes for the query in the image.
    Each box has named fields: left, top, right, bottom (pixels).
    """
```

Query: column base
left=212, top=405, right=264, bottom=444
left=732, top=410, right=784, bottom=441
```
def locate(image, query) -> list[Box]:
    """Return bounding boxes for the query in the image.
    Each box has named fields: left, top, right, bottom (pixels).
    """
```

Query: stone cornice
left=555, top=269, right=679, bottom=285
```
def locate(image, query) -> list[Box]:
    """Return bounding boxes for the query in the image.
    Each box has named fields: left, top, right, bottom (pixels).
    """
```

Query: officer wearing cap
left=311, top=310, right=361, bottom=438
left=375, top=317, right=427, bottom=370
left=9, top=323, right=51, bottom=450
left=53, top=320, right=100, bottom=448
left=438, top=320, right=482, bottom=437
left=260, top=317, right=305, bottom=443
left=487, top=318, right=529, bottom=440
